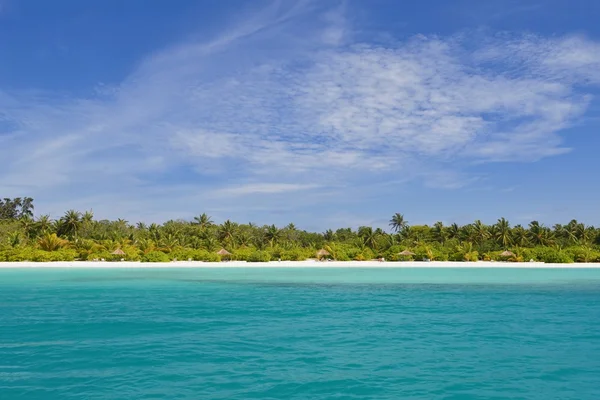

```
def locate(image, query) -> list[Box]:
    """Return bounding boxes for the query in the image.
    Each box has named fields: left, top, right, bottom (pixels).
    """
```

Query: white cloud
left=1, top=2, right=600, bottom=225
left=213, top=183, right=321, bottom=196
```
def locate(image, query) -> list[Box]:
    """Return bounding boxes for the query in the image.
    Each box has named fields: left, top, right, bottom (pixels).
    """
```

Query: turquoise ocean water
left=1, top=267, right=600, bottom=399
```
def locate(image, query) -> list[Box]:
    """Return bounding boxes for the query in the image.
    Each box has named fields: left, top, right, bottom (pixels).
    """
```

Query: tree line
left=1, top=199, right=599, bottom=263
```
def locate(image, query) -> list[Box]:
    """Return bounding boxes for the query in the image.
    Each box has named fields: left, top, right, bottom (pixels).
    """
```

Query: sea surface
left=1, top=267, right=600, bottom=399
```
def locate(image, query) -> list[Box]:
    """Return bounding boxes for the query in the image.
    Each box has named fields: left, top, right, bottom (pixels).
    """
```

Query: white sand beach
left=1, top=260, right=600, bottom=268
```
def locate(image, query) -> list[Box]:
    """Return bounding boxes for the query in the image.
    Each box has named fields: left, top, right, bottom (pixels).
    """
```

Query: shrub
left=564, top=246, right=600, bottom=263
left=190, top=250, right=220, bottom=262
left=86, top=251, right=112, bottom=261
left=30, top=249, right=77, bottom=262
left=361, top=248, right=375, bottom=260
left=333, top=251, right=351, bottom=261
left=247, top=251, right=272, bottom=262
left=170, top=248, right=195, bottom=261
left=542, top=251, right=573, bottom=264
left=525, top=247, right=574, bottom=264
left=232, top=247, right=254, bottom=261
left=141, top=251, right=170, bottom=263
left=0, top=249, right=31, bottom=261
left=279, top=248, right=310, bottom=261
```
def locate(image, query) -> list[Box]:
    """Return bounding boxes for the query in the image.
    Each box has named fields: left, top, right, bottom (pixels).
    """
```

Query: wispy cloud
left=1, top=1, right=600, bottom=226
left=213, top=183, right=322, bottom=196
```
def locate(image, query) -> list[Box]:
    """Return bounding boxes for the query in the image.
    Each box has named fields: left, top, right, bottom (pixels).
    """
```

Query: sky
left=1, top=0, right=600, bottom=231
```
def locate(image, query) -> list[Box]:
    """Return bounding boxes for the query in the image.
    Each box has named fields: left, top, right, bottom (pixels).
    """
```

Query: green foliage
left=141, top=251, right=171, bottom=263
left=279, top=248, right=311, bottom=261
left=191, top=250, right=221, bottom=262
left=167, top=248, right=220, bottom=262
left=522, top=247, right=574, bottom=264
left=0, top=248, right=77, bottom=262
left=232, top=247, right=254, bottom=261
left=564, top=246, right=600, bottom=263
left=38, top=233, right=67, bottom=251
left=450, top=250, right=479, bottom=262
left=1, top=206, right=600, bottom=264
left=0, top=197, right=34, bottom=220
left=247, top=251, right=272, bottom=262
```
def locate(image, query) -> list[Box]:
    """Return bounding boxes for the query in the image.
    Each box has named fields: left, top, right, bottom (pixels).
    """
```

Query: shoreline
left=1, top=260, right=600, bottom=268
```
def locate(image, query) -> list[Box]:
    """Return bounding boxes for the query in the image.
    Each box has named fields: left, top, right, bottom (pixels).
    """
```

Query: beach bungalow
left=111, top=248, right=126, bottom=261
left=316, top=249, right=331, bottom=260
left=216, top=248, right=232, bottom=261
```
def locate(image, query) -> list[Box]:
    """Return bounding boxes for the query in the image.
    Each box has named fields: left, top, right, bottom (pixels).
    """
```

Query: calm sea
left=1, top=267, right=600, bottom=399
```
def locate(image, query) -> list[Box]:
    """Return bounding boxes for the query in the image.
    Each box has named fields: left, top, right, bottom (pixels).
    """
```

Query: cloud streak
left=1, top=1, right=599, bottom=227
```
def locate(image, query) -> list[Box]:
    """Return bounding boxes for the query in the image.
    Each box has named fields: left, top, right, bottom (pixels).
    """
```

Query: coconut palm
left=358, top=226, right=379, bottom=249
left=7, top=231, right=23, bottom=248
left=204, top=236, right=220, bottom=251
left=323, top=229, right=335, bottom=241
left=264, top=225, right=280, bottom=247
left=219, top=220, right=238, bottom=245
left=432, top=221, right=447, bottom=244
left=234, top=230, right=254, bottom=247
left=137, top=238, right=156, bottom=254
left=389, top=213, right=408, bottom=233
left=38, top=233, right=67, bottom=251
left=528, top=221, right=554, bottom=246
left=36, top=215, right=53, bottom=235
left=20, top=215, right=35, bottom=238
left=58, top=210, right=82, bottom=239
left=472, top=220, right=490, bottom=245
left=159, top=234, right=180, bottom=253
left=494, top=218, right=512, bottom=249
left=447, top=223, right=460, bottom=240
left=193, top=213, right=213, bottom=229
left=82, top=210, right=94, bottom=224
left=512, top=225, right=529, bottom=247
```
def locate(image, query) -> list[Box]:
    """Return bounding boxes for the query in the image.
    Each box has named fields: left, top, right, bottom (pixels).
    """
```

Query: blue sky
left=1, top=0, right=600, bottom=231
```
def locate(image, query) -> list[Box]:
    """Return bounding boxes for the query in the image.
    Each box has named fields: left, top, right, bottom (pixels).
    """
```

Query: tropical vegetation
left=1, top=198, right=600, bottom=263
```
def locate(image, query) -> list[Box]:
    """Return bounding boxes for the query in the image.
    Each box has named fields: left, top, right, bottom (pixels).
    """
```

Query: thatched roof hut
left=316, top=249, right=331, bottom=258
left=500, top=250, right=515, bottom=257
left=216, top=248, right=232, bottom=256
left=111, top=248, right=125, bottom=256
left=398, top=250, right=416, bottom=256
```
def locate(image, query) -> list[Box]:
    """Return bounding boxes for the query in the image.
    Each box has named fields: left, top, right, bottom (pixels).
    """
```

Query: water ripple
left=1, top=269, right=600, bottom=399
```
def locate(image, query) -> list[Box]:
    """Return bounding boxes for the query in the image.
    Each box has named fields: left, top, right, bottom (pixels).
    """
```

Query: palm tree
left=234, top=231, right=253, bottom=248
left=528, top=221, right=554, bottom=246
left=38, top=233, right=67, bottom=251
left=20, top=197, right=34, bottom=218
left=137, top=238, right=156, bottom=254
left=323, top=229, right=335, bottom=241
left=82, top=210, right=94, bottom=224
left=36, top=214, right=53, bottom=234
left=263, top=225, right=280, bottom=247
left=432, top=221, right=447, bottom=244
left=447, top=223, right=460, bottom=240
left=19, top=215, right=35, bottom=238
left=159, top=234, right=180, bottom=253
left=575, top=223, right=592, bottom=244
left=204, top=236, right=220, bottom=251
left=472, top=220, right=490, bottom=245
left=7, top=231, right=23, bottom=248
left=218, top=220, right=238, bottom=244
left=494, top=218, right=512, bottom=249
left=512, top=225, right=529, bottom=247
left=389, top=213, right=408, bottom=233
left=58, top=210, right=82, bottom=239
left=193, top=213, right=213, bottom=229
left=358, top=226, right=379, bottom=249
